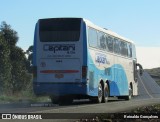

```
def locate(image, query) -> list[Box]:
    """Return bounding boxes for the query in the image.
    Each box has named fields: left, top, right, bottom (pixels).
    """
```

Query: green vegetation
left=0, top=21, right=36, bottom=102
left=77, top=104, right=160, bottom=122
left=131, top=104, right=160, bottom=113
left=145, top=68, right=160, bottom=76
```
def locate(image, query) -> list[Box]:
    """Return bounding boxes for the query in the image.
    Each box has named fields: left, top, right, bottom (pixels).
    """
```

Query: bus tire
left=50, top=96, right=60, bottom=104
left=59, top=96, right=73, bottom=105
left=90, top=83, right=103, bottom=103
left=91, top=83, right=103, bottom=103
left=124, top=85, right=133, bottom=100
left=102, top=83, right=109, bottom=103
left=98, top=83, right=103, bottom=103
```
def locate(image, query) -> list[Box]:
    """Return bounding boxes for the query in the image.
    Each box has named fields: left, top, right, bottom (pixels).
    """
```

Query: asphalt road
left=0, top=71, right=160, bottom=121
left=138, top=72, right=160, bottom=98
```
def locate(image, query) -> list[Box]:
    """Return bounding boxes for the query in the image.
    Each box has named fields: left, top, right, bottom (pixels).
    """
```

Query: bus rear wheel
left=59, top=96, right=73, bottom=105
left=102, top=83, right=109, bottom=103
left=98, top=83, right=103, bottom=103
left=50, top=96, right=60, bottom=104
left=90, top=83, right=103, bottom=103
left=124, top=85, right=133, bottom=100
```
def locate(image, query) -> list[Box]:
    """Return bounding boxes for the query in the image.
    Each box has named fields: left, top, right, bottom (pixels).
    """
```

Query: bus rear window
left=39, top=18, right=81, bottom=42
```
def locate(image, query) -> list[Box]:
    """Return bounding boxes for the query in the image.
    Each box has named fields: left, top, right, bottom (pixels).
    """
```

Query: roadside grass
left=130, top=104, right=160, bottom=113
left=0, top=78, right=50, bottom=103
left=0, top=90, right=50, bottom=104
left=77, top=104, right=160, bottom=122
left=0, top=95, right=17, bottom=103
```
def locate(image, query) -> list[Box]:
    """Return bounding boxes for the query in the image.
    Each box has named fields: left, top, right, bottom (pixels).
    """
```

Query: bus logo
left=43, top=44, right=75, bottom=54
left=95, top=53, right=107, bottom=64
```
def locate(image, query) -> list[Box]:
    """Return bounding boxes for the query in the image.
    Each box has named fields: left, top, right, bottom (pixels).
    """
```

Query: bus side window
left=132, top=44, right=136, bottom=59
left=120, top=41, right=128, bottom=57
left=88, top=28, right=98, bottom=48
left=113, top=38, right=120, bottom=54
left=98, top=32, right=107, bottom=50
left=106, top=35, right=113, bottom=52
left=127, top=43, right=132, bottom=58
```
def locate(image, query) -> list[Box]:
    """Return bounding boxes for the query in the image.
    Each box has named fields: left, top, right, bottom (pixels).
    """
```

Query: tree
left=26, top=45, right=33, bottom=73
left=10, top=46, right=32, bottom=93
left=0, top=21, right=18, bottom=47
left=0, top=33, right=11, bottom=94
left=0, top=21, right=32, bottom=95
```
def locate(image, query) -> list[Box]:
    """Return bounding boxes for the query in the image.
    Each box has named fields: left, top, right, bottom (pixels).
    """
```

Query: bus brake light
left=82, top=66, right=87, bottom=79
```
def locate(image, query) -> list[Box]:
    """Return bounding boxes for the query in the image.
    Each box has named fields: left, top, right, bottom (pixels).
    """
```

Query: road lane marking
left=138, top=74, right=153, bottom=98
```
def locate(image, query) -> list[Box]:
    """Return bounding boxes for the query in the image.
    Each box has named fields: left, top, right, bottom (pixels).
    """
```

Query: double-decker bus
left=33, top=18, right=142, bottom=104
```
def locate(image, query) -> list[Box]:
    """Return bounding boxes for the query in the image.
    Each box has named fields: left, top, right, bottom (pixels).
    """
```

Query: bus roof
left=37, top=17, right=134, bottom=44
left=83, top=18, right=134, bottom=44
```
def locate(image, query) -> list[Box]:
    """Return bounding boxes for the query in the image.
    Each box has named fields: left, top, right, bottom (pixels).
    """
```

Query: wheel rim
left=98, top=84, right=102, bottom=102
left=103, top=84, right=109, bottom=102
left=129, top=85, right=133, bottom=99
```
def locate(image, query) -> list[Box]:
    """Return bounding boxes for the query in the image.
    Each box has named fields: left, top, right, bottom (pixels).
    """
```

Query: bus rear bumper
left=33, top=82, right=88, bottom=97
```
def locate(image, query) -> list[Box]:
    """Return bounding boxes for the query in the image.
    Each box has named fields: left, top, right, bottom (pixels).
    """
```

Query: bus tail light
left=82, top=66, right=87, bottom=79
left=33, top=66, right=37, bottom=78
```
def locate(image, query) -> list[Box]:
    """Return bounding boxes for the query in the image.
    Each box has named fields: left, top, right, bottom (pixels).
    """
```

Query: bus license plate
left=55, top=74, right=64, bottom=79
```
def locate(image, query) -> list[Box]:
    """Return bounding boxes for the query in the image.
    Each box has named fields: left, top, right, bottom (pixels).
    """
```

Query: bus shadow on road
left=58, top=97, right=125, bottom=106
left=30, top=97, right=130, bottom=107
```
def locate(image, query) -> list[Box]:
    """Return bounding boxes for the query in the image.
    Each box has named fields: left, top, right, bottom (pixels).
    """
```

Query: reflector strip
left=40, top=70, right=79, bottom=73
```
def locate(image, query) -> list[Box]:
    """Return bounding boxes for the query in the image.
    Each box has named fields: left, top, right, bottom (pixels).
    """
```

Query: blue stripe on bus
left=88, top=52, right=129, bottom=97
left=33, top=83, right=87, bottom=96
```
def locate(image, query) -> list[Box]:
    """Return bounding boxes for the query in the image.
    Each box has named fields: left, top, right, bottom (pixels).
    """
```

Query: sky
left=0, top=0, right=160, bottom=69
left=137, top=47, right=160, bottom=69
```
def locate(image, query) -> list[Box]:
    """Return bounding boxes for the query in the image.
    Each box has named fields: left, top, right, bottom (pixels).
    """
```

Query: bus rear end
left=33, top=18, right=88, bottom=102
